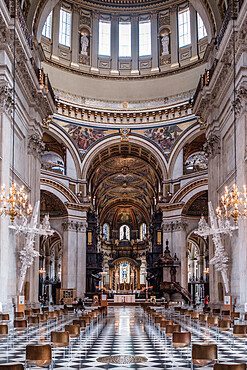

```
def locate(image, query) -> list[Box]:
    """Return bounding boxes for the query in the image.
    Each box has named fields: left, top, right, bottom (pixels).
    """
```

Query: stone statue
left=81, top=33, right=89, bottom=56
left=161, top=33, right=169, bottom=56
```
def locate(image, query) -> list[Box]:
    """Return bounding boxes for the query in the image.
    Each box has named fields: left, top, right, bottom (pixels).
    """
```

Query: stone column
left=91, top=11, right=99, bottom=73
left=62, top=220, right=78, bottom=289
left=151, top=12, right=159, bottom=73
left=111, top=15, right=119, bottom=75
left=131, top=15, right=139, bottom=76
left=25, top=132, right=44, bottom=308
left=170, top=5, right=179, bottom=68
left=51, top=3, right=60, bottom=61
left=71, top=6, right=80, bottom=68
left=0, top=85, right=14, bottom=313
left=189, top=4, right=198, bottom=61
left=77, top=221, right=88, bottom=298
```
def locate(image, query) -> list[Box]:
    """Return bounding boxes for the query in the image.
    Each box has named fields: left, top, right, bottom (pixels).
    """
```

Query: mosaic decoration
left=185, top=151, right=208, bottom=173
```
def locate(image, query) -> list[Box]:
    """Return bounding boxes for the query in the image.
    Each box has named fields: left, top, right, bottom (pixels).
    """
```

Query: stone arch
left=170, top=178, right=208, bottom=205
left=40, top=178, right=79, bottom=204
left=81, top=134, right=168, bottom=181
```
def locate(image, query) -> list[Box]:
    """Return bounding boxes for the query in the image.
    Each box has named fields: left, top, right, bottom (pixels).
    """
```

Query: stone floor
left=0, top=306, right=246, bottom=369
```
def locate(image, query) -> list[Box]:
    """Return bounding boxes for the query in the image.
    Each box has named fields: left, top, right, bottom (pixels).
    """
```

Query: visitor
left=204, top=295, right=209, bottom=308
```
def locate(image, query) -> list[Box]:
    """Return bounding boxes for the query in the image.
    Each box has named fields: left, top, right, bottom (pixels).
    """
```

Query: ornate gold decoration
left=0, top=183, right=32, bottom=222
left=120, top=128, right=130, bottom=141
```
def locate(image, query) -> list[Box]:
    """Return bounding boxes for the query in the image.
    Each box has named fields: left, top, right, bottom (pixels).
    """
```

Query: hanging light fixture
left=0, top=0, right=32, bottom=223
left=216, top=1, right=246, bottom=225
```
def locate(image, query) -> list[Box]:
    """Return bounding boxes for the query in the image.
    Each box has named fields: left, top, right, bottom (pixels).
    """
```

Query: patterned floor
left=0, top=306, right=247, bottom=369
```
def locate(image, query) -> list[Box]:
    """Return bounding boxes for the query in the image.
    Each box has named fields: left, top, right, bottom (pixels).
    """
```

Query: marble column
left=51, top=3, right=60, bottom=61
left=151, top=12, right=159, bottom=73
left=131, top=15, right=139, bottom=76
left=189, top=4, right=198, bottom=61
left=91, top=11, right=99, bottom=73
left=71, top=7, right=80, bottom=68
left=170, top=5, right=179, bottom=68
left=77, top=221, right=88, bottom=298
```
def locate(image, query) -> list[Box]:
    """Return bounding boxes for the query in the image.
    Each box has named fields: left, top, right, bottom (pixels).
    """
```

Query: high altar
left=109, top=257, right=141, bottom=292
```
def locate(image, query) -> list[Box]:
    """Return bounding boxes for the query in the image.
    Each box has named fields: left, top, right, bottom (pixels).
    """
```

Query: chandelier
left=216, top=184, right=247, bottom=224
left=0, top=1, right=32, bottom=223
left=0, top=183, right=32, bottom=222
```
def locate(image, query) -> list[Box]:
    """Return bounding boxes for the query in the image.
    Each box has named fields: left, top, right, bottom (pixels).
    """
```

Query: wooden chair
left=208, top=316, right=219, bottom=327
left=14, top=320, right=27, bottom=333
left=32, top=308, right=40, bottom=315
left=25, top=310, right=33, bottom=317
left=233, top=325, right=247, bottom=338
left=0, top=324, right=8, bottom=337
left=231, top=312, right=240, bottom=321
left=0, top=364, right=24, bottom=370
left=212, top=309, right=221, bottom=315
left=218, top=320, right=231, bottom=331
left=65, top=324, right=80, bottom=339
left=165, top=324, right=181, bottom=337
left=38, top=314, right=48, bottom=323
left=56, top=310, right=63, bottom=318
left=26, top=344, right=52, bottom=368
left=28, top=316, right=40, bottom=327
left=222, top=310, right=231, bottom=319
left=51, top=331, right=70, bottom=358
left=191, top=312, right=200, bottom=320
left=160, top=320, right=173, bottom=331
left=48, top=312, right=57, bottom=322
left=192, top=343, right=217, bottom=367
left=172, top=332, right=191, bottom=348
left=199, top=314, right=208, bottom=324
left=214, top=364, right=246, bottom=370
left=0, top=314, right=10, bottom=322
left=14, top=312, right=24, bottom=319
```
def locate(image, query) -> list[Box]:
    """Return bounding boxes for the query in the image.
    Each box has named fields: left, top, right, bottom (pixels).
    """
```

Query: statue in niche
left=80, top=33, right=89, bottom=55
left=161, top=33, right=169, bottom=56
left=123, top=226, right=127, bottom=240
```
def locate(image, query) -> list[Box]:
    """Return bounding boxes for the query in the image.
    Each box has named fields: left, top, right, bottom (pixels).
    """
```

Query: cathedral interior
left=0, top=0, right=247, bottom=368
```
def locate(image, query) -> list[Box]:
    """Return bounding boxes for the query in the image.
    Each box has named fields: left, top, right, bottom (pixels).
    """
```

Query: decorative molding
left=162, top=220, right=187, bottom=232
left=62, top=220, right=88, bottom=231
left=0, top=84, right=13, bottom=116
left=40, top=178, right=80, bottom=204
left=236, top=86, right=247, bottom=117
left=203, top=134, right=221, bottom=157
left=27, top=132, right=45, bottom=160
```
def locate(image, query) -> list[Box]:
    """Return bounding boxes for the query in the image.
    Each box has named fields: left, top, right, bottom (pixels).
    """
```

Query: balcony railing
left=193, top=59, right=217, bottom=105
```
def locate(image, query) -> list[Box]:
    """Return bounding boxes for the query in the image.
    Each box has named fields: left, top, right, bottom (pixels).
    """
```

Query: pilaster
left=170, top=5, right=179, bottom=68
left=51, top=3, right=60, bottom=61
left=131, top=15, right=139, bottom=76
left=151, top=12, right=159, bottom=73
left=71, top=6, right=80, bottom=68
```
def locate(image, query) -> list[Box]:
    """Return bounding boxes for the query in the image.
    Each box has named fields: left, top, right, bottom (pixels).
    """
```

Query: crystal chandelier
left=0, top=183, right=32, bottom=222
left=216, top=184, right=247, bottom=224
left=0, top=1, right=32, bottom=223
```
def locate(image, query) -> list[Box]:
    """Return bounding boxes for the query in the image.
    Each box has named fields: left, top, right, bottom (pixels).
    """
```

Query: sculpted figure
left=161, top=33, right=169, bottom=56
left=81, top=33, right=89, bottom=55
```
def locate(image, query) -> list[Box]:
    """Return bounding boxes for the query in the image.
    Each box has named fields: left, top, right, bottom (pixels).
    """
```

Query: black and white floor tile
left=0, top=306, right=247, bottom=369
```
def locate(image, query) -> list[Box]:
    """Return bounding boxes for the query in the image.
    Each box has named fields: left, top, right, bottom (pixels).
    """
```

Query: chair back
left=0, top=324, right=8, bottom=335
left=1, top=314, right=9, bottom=321
left=73, top=319, right=86, bottom=327
left=160, top=320, right=173, bottom=328
left=56, top=309, right=63, bottom=317
left=14, top=320, right=27, bottom=329
left=51, top=331, right=69, bottom=346
left=233, top=325, right=247, bottom=337
left=208, top=316, right=219, bottom=326
left=65, top=324, right=80, bottom=337
left=218, top=319, right=231, bottom=330
left=25, top=310, right=33, bottom=316
left=26, top=344, right=52, bottom=366
left=191, top=312, right=199, bottom=319
left=192, top=343, right=217, bottom=366
left=32, top=308, right=40, bottom=314
left=14, top=312, right=24, bottom=319
left=38, top=314, right=48, bottom=322
left=214, top=364, right=246, bottom=370
left=231, top=312, right=240, bottom=319
left=155, top=316, right=163, bottom=324
left=28, top=316, right=39, bottom=325
left=172, top=332, right=191, bottom=347
left=212, top=309, right=221, bottom=315
left=199, top=314, right=208, bottom=323
left=166, top=324, right=181, bottom=335
left=48, top=311, right=57, bottom=319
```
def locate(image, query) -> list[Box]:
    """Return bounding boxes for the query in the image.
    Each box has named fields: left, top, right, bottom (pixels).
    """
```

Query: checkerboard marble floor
left=1, top=306, right=247, bottom=369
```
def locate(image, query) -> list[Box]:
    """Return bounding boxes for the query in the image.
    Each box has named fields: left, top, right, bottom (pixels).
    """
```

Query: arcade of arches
left=1, top=0, right=247, bottom=351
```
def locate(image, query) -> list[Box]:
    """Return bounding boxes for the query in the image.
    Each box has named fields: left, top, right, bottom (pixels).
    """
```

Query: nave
left=0, top=306, right=247, bottom=369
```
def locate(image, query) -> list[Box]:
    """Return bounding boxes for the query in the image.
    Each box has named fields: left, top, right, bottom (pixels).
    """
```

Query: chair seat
left=173, top=342, right=190, bottom=348
left=193, top=359, right=216, bottom=366
left=52, top=342, right=69, bottom=347
left=26, top=359, right=52, bottom=367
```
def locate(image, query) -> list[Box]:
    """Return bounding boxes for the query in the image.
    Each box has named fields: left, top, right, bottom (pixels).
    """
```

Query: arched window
left=140, top=223, right=147, bottom=241
left=103, top=223, right=110, bottom=240
left=120, top=225, right=130, bottom=240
